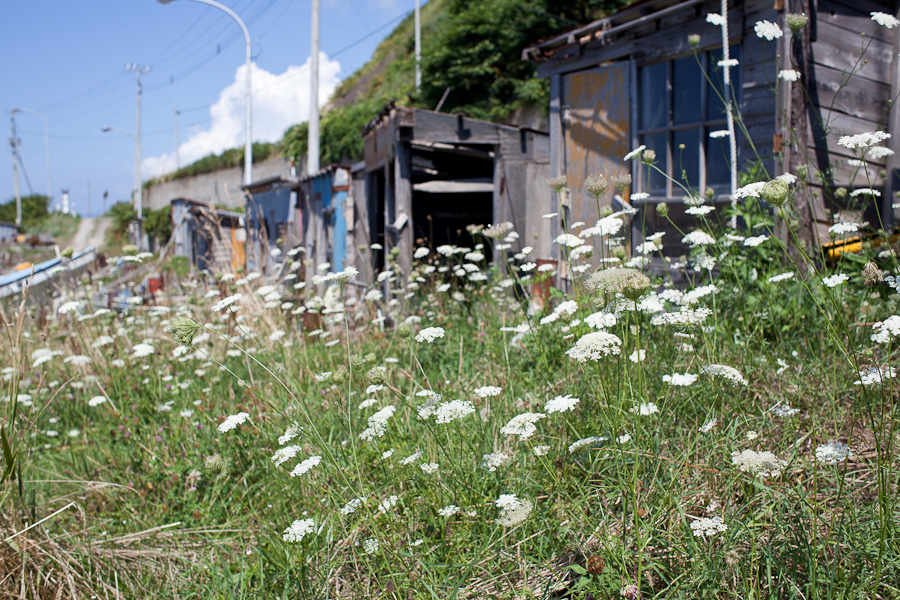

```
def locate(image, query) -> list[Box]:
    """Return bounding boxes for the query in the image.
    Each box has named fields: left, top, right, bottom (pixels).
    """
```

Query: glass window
left=674, top=129, right=700, bottom=189
left=673, top=57, right=702, bottom=125
left=640, top=62, right=667, bottom=130
left=636, top=46, right=740, bottom=199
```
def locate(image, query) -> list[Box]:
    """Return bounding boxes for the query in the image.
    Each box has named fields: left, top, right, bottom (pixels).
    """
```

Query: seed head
left=585, top=174, right=609, bottom=198
left=547, top=175, right=568, bottom=192
left=396, top=322, right=414, bottom=340
left=585, top=268, right=650, bottom=301
left=611, top=173, right=632, bottom=192
left=61, top=246, right=74, bottom=259
left=641, top=149, right=657, bottom=165
left=122, top=244, right=138, bottom=256
left=483, top=222, right=513, bottom=239
left=688, top=34, right=701, bottom=48
left=599, top=205, right=613, bottom=217
left=760, top=179, right=789, bottom=207
left=367, top=366, right=387, bottom=385
left=168, top=315, right=202, bottom=346
left=204, top=453, right=228, bottom=478
left=835, top=187, right=848, bottom=201
left=349, top=353, right=367, bottom=372
left=656, top=202, right=669, bottom=218
left=786, top=13, right=808, bottom=33
left=863, top=261, right=883, bottom=286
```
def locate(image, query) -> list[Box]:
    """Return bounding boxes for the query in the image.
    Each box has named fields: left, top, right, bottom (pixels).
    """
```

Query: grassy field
left=4, top=14, right=900, bottom=600
left=2, top=191, right=899, bottom=599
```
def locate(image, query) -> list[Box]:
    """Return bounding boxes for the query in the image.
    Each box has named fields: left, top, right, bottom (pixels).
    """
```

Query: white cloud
left=143, top=52, right=341, bottom=178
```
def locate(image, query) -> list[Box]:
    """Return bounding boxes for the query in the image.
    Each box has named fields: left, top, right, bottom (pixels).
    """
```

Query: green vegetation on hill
left=0, top=194, right=49, bottom=230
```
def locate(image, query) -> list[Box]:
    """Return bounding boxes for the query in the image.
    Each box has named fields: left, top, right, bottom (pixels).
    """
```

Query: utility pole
left=13, top=107, right=51, bottom=205
left=308, top=0, right=320, bottom=175
left=8, top=112, right=21, bottom=226
left=126, top=64, right=149, bottom=243
left=174, top=105, right=181, bottom=171
left=415, top=0, right=421, bottom=92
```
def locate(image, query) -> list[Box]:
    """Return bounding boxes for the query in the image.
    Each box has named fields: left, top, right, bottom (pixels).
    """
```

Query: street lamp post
left=157, top=0, right=253, bottom=186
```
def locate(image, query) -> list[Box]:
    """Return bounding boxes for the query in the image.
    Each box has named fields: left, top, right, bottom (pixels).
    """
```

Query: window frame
left=631, top=46, right=740, bottom=203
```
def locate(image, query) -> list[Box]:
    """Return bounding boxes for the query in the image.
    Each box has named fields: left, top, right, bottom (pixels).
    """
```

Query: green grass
left=3, top=211, right=900, bottom=598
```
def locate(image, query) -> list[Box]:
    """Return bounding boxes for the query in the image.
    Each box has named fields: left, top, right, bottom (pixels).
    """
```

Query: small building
left=170, top=198, right=245, bottom=273
left=355, top=104, right=551, bottom=276
left=243, top=176, right=303, bottom=275
left=0, top=221, right=19, bottom=243
left=523, top=0, right=898, bottom=255
left=297, top=165, right=352, bottom=283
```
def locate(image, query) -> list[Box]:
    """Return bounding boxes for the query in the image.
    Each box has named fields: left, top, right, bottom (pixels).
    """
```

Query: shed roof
left=523, top=0, right=707, bottom=63
left=242, top=175, right=302, bottom=193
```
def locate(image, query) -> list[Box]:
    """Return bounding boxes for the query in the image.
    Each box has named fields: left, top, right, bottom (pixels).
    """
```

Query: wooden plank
left=818, top=0, right=895, bottom=43
left=548, top=73, right=562, bottom=260
left=811, top=20, right=894, bottom=85
left=808, top=62, right=891, bottom=124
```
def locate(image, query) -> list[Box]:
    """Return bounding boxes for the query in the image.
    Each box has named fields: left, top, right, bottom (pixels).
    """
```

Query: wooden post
left=882, top=6, right=900, bottom=230
left=782, top=0, right=816, bottom=262
left=394, top=137, right=413, bottom=278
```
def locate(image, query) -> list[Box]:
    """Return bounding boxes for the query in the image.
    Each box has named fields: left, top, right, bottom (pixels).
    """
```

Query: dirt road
left=68, top=217, right=112, bottom=253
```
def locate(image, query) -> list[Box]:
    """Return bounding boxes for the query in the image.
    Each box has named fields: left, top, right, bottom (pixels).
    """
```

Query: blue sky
left=1, top=0, right=419, bottom=216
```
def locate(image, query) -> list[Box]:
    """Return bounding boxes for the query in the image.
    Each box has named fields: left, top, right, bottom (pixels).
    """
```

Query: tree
left=0, top=195, right=49, bottom=229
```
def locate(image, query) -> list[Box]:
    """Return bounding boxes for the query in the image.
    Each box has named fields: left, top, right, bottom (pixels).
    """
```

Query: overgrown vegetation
left=0, top=194, right=49, bottom=230
left=5, top=9, right=900, bottom=600
left=144, top=141, right=278, bottom=187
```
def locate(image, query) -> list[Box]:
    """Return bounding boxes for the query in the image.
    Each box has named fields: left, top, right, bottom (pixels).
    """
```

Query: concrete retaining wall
left=144, top=156, right=294, bottom=211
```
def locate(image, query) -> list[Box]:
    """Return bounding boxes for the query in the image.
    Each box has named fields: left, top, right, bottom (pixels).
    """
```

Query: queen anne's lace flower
left=416, top=327, right=445, bottom=343
left=700, top=364, right=748, bottom=386
left=871, top=315, right=900, bottom=343
left=690, top=516, right=728, bottom=538
left=495, top=494, right=533, bottom=527
left=290, top=455, right=322, bottom=477
left=838, top=131, right=891, bottom=151
left=663, top=373, right=698, bottom=387
left=682, top=230, right=716, bottom=246
left=565, top=331, right=622, bottom=362
left=359, top=405, right=396, bottom=441
left=218, top=411, right=250, bottom=433
left=816, top=441, right=853, bottom=464
left=544, top=394, right=580, bottom=414
left=872, top=11, right=900, bottom=28
left=500, top=412, right=546, bottom=440
left=282, top=518, right=315, bottom=543
left=731, top=449, right=786, bottom=477
left=754, top=20, right=783, bottom=40
left=433, top=399, right=475, bottom=424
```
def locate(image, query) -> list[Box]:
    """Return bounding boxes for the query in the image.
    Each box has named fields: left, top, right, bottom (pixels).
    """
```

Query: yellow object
left=823, top=231, right=900, bottom=261
left=14, top=262, right=33, bottom=271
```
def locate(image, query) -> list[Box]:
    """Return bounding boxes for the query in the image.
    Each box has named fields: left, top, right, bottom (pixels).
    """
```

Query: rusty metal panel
left=562, top=62, right=631, bottom=226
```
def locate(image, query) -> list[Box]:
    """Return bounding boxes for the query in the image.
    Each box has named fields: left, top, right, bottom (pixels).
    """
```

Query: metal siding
left=562, top=62, right=631, bottom=228
left=332, top=190, right=348, bottom=269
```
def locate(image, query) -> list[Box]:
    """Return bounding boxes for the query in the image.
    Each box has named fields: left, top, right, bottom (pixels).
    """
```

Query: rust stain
left=563, top=63, right=631, bottom=225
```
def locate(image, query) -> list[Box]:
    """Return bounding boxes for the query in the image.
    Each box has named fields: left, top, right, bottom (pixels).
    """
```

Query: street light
left=157, top=0, right=253, bottom=186
left=101, top=125, right=141, bottom=225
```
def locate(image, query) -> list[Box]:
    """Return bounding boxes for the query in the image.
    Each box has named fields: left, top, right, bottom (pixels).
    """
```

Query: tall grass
left=3, top=12, right=900, bottom=600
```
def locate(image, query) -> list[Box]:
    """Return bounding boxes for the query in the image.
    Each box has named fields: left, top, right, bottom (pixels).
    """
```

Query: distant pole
left=174, top=105, right=181, bottom=171
left=13, top=108, right=51, bottom=205
left=308, top=0, right=320, bottom=175
left=415, top=0, right=421, bottom=92
left=8, top=112, right=21, bottom=226
left=126, top=64, right=149, bottom=229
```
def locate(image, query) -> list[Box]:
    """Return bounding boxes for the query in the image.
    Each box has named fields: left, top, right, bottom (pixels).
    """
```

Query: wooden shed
left=243, top=175, right=302, bottom=275
left=523, top=0, right=899, bottom=256
left=170, top=198, right=245, bottom=273
left=296, top=165, right=352, bottom=285
left=356, top=104, right=550, bottom=276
